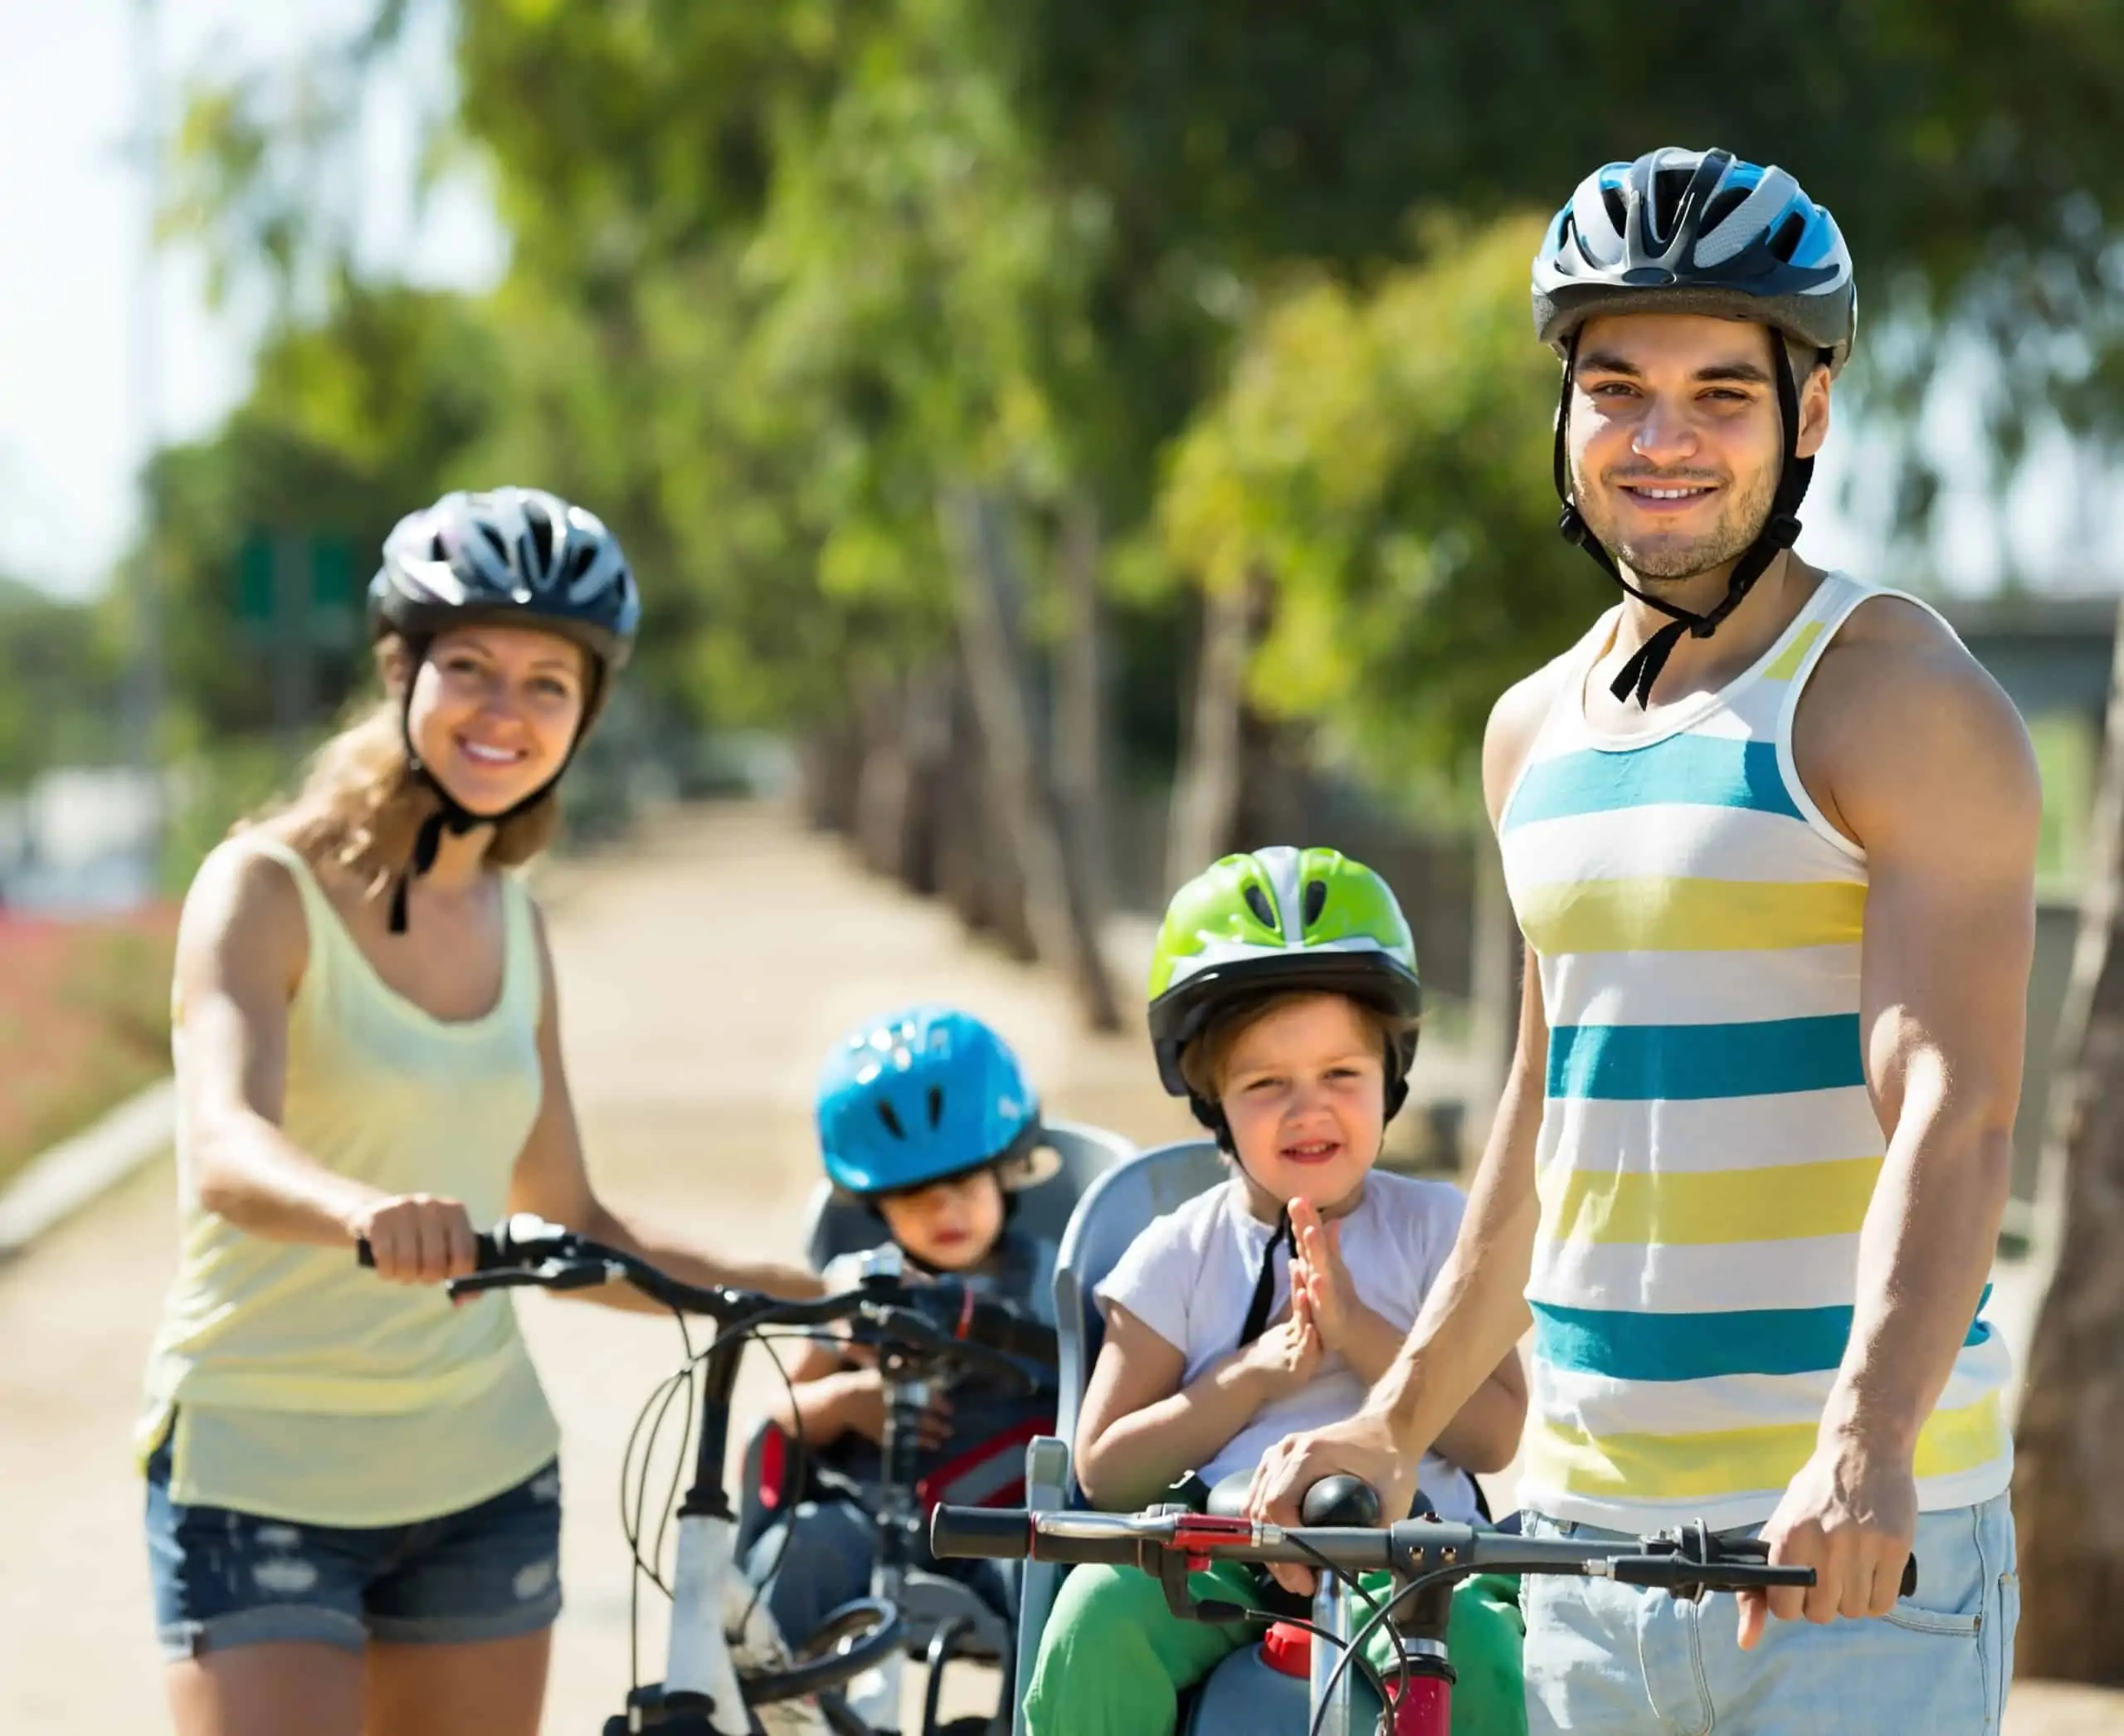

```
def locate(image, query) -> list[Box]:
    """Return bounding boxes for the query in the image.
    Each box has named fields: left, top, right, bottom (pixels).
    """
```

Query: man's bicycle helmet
left=816, top=1005, right=1051, bottom=1199
left=1532, top=148, right=1857, bottom=706
left=368, top=486, right=641, bottom=930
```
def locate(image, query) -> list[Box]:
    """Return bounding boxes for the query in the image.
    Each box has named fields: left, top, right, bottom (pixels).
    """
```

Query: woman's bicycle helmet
left=1532, top=147, right=1857, bottom=706
left=368, top=486, right=641, bottom=930
left=816, top=1006, right=1051, bottom=1199
left=1148, top=846, right=1422, bottom=1135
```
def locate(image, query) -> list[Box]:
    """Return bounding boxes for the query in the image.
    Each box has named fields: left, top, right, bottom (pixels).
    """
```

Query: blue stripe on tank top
left=1531, top=1285, right=1995, bottom=1382
left=1504, top=735, right=1803, bottom=831
left=1547, top=1014, right=1865, bottom=1102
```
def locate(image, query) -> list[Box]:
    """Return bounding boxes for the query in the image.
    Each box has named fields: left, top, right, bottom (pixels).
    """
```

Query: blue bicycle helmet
left=1532, top=148, right=1858, bottom=707
left=816, top=1006, right=1045, bottom=1197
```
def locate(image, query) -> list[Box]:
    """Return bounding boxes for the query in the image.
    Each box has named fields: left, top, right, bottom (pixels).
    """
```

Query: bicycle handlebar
left=356, top=1214, right=1055, bottom=1391
left=930, top=1504, right=1853, bottom=1601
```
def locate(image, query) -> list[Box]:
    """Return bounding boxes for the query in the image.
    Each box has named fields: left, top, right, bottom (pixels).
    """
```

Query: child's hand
left=1289, top=1197, right=1372, bottom=1360
left=1238, top=1281, right=1323, bottom=1401
left=826, top=1367, right=953, bottom=1450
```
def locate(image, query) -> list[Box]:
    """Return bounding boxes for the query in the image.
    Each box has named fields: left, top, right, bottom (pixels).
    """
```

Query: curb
left=0, top=1080, right=176, bottom=1259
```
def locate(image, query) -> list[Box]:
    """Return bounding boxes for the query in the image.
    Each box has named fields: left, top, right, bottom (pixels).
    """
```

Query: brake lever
left=1620, top=1524, right=1917, bottom=1602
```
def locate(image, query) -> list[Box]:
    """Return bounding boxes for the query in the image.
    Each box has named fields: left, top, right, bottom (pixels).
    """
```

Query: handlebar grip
left=930, top=1506, right=1034, bottom=1562
left=356, top=1229, right=508, bottom=1270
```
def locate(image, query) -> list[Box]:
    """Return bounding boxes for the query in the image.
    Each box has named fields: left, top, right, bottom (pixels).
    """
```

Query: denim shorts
left=1521, top=1491, right=2019, bottom=1736
left=144, top=1431, right=564, bottom=1660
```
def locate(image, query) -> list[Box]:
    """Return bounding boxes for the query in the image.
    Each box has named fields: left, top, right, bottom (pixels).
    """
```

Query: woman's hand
left=352, top=1192, right=479, bottom=1285
left=1238, top=1282, right=1323, bottom=1402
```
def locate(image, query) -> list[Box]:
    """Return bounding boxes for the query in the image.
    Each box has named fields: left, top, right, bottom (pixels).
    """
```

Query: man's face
left=1566, top=313, right=1829, bottom=587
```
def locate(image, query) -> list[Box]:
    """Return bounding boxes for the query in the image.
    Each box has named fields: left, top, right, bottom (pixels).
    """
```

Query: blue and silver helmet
left=1532, top=148, right=1855, bottom=376
left=816, top=1005, right=1045, bottom=1197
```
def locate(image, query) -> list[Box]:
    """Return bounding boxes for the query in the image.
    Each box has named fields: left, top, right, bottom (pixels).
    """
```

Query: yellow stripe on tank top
left=1524, top=1392, right=2008, bottom=1503
left=1536, top=1154, right=1885, bottom=1246
left=1516, top=875, right=1866, bottom=956
left=1762, top=620, right=1826, bottom=682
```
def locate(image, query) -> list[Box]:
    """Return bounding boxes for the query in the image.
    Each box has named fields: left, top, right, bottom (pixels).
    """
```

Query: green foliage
left=147, top=281, right=504, bottom=739
left=1162, top=216, right=1582, bottom=797
left=0, top=578, right=124, bottom=793
left=139, top=0, right=2124, bottom=817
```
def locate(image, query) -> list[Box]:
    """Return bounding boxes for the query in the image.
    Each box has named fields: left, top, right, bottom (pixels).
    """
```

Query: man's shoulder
left=1799, top=580, right=2037, bottom=849
left=1483, top=612, right=1612, bottom=824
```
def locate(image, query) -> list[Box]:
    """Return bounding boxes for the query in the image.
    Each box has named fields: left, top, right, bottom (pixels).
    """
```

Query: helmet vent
left=1768, top=209, right=1807, bottom=262
left=1303, top=878, right=1328, bottom=926
left=927, top=1085, right=944, bottom=1128
left=477, top=524, right=510, bottom=567
left=1243, top=883, right=1278, bottom=931
left=876, top=1100, right=907, bottom=1140
left=1599, top=185, right=1628, bottom=236
left=1701, top=183, right=1751, bottom=233
left=529, top=507, right=556, bottom=570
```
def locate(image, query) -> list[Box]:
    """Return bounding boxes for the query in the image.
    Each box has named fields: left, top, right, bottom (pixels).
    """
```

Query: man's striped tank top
left=1498, top=571, right=2014, bottom=1531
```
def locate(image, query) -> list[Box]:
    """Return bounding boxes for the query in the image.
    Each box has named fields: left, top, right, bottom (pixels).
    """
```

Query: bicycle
left=358, top=1215, right=1053, bottom=1736
left=932, top=1471, right=1918, bottom=1736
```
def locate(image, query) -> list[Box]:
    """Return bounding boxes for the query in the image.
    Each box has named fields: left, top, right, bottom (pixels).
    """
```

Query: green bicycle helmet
left=1148, top=846, right=1423, bottom=1132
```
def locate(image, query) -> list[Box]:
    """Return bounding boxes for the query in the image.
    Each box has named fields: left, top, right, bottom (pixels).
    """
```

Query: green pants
left=1022, top=1558, right=1526, bottom=1736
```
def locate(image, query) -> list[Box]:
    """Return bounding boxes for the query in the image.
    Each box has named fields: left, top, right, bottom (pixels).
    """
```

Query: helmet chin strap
left=387, top=642, right=602, bottom=934
left=1552, top=327, right=1813, bottom=708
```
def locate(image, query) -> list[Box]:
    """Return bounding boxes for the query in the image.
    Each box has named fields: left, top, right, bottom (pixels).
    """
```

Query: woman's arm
left=507, top=905, right=823, bottom=1307
left=1074, top=1300, right=1318, bottom=1510
left=178, top=843, right=476, bottom=1280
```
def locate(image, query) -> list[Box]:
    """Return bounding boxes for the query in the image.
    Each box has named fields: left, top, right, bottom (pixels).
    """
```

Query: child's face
left=1219, top=993, right=1386, bottom=1213
left=875, top=1168, right=1007, bottom=1272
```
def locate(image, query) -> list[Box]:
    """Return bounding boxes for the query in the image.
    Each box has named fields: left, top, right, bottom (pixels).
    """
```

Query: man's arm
left=1247, top=665, right=1559, bottom=1575
left=1743, top=602, right=2039, bottom=1645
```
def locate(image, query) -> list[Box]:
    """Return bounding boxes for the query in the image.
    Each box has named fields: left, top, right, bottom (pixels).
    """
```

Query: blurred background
left=4, top=0, right=2123, bottom=1723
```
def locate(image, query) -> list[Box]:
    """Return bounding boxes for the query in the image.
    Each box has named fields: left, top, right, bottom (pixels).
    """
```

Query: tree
left=2012, top=591, right=2124, bottom=1685
left=1159, top=214, right=1579, bottom=794
left=0, top=578, right=123, bottom=793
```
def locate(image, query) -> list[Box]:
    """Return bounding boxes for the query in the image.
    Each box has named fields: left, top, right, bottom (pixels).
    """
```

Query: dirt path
left=0, top=803, right=1191, bottom=1734
left=2, top=801, right=2114, bottom=1734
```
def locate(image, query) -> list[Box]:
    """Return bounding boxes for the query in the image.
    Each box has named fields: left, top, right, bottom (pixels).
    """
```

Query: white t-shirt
left=1094, top=1169, right=1483, bottom=1521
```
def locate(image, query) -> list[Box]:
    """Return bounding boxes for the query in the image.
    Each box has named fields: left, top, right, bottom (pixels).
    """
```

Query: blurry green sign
left=236, top=529, right=362, bottom=648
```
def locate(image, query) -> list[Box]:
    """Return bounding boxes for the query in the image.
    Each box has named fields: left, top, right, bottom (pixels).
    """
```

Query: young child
left=1023, top=847, right=1529, bottom=1736
left=743, top=1004, right=1061, bottom=1654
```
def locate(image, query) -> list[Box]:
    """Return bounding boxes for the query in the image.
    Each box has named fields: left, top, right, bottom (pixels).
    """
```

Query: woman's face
left=1220, top=993, right=1386, bottom=1215
left=403, top=626, right=590, bottom=816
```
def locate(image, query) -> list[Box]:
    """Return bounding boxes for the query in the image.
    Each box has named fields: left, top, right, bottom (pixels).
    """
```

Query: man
left=1250, top=146, right=2035, bottom=1734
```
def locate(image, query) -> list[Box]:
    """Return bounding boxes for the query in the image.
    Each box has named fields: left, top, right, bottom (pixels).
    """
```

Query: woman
left=139, top=486, right=818, bottom=1736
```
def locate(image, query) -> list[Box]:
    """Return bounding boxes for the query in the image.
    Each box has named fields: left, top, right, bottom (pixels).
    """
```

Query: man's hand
left=1245, top=1406, right=1420, bottom=1594
left=1738, top=1431, right=1917, bottom=1650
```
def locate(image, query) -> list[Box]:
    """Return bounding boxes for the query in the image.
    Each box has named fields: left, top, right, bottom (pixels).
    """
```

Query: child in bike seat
left=743, top=1004, right=1061, bottom=1658
left=1023, top=849, right=1529, bottom=1736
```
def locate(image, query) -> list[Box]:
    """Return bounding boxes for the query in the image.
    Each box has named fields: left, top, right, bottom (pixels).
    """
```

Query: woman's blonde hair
left=1178, top=988, right=1411, bottom=1107
left=236, top=633, right=562, bottom=898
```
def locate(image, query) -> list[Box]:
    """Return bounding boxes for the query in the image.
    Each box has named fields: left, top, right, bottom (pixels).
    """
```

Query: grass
left=0, top=905, right=178, bottom=1189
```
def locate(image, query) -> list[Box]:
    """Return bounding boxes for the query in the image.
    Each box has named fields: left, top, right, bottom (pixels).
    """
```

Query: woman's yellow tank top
left=138, top=836, right=562, bottom=1526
